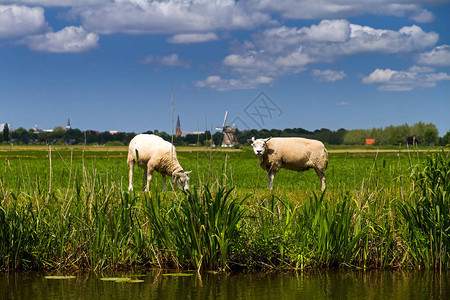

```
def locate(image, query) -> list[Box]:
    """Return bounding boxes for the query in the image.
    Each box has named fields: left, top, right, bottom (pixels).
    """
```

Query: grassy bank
left=0, top=146, right=449, bottom=272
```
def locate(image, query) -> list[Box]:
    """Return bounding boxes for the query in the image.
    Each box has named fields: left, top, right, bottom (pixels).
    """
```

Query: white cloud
left=362, top=69, right=398, bottom=84
left=22, top=26, right=99, bottom=53
left=362, top=68, right=450, bottom=91
left=0, top=5, right=48, bottom=38
left=250, top=19, right=351, bottom=55
left=221, top=20, right=438, bottom=81
left=167, top=32, right=218, bottom=44
left=417, top=45, right=450, bottom=67
left=194, top=19, right=440, bottom=90
left=340, top=24, right=438, bottom=55
left=1, top=0, right=440, bottom=26
left=409, top=7, right=434, bottom=23
left=0, top=0, right=108, bottom=6
left=312, top=69, right=346, bottom=82
left=196, top=75, right=273, bottom=91
left=222, top=50, right=303, bottom=77
left=407, top=65, right=435, bottom=73
left=141, top=53, right=190, bottom=68
left=247, top=0, right=437, bottom=23
left=75, top=0, right=272, bottom=34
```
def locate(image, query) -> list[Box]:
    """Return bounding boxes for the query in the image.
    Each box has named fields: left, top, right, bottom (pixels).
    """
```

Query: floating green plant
left=45, top=276, right=76, bottom=280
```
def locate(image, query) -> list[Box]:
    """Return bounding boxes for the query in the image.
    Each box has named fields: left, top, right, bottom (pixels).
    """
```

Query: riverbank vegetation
left=0, top=146, right=449, bottom=272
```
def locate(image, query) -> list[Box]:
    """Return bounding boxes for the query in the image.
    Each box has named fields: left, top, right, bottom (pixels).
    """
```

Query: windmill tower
left=216, top=111, right=236, bottom=147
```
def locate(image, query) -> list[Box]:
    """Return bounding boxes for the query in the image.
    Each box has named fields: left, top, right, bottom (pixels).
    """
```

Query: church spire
left=176, top=115, right=181, bottom=137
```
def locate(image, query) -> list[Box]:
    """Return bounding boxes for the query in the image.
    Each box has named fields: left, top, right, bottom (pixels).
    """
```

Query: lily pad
left=163, top=273, right=193, bottom=277
left=114, top=278, right=132, bottom=283
left=206, top=271, right=220, bottom=275
left=101, top=277, right=137, bottom=283
left=100, top=277, right=122, bottom=281
left=129, top=279, right=145, bottom=283
left=45, top=276, right=76, bottom=280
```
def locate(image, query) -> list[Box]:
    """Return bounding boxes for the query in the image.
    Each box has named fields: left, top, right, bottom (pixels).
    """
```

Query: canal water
left=2, top=269, right=450, bottom=299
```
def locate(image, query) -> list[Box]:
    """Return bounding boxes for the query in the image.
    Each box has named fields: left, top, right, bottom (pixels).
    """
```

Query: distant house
left=33, top=125, right=44, bottom=133
left=365, top=139, right=375, bottom=145
left=181, top=131, right=203, bottom=137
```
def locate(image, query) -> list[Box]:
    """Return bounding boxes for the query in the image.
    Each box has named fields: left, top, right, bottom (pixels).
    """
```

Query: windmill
left=216, top=111, right=237, bottom=147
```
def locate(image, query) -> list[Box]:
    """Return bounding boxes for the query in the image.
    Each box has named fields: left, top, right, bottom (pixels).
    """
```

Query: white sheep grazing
left=247, top=137, right=328, bottom=190
left=127, top=134, right=192, bottom=191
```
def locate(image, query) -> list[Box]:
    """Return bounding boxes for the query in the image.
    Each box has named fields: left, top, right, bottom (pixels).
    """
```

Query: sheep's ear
left=247, top=137, right=255, bottom=145
left=184, top=170, right=192, bottom=175
left=264, top=137, right=272, bottom=143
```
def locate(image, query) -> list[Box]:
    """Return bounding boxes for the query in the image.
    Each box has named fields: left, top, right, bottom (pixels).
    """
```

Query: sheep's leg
left=315, top=168, right=326, bottom=191
left=162, top=174, right=167, bottom=191
left=128, top=160, right=134, bottom=191
left=144, top=168, right=153, bottom=192
left=142, top=165, right=154, bottom=192
left=267, top=171, right=277, bottom=190
left=142, top=167, right=147, bottom=190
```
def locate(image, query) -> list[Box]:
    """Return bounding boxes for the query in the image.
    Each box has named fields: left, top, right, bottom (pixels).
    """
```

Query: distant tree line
left=1, top=122, right=449, bottom=146
left=234, top=122, right=448, bottom=146
left=0, top=125, right=135, bottom=146
left=342, top=122, right=443, bottom=146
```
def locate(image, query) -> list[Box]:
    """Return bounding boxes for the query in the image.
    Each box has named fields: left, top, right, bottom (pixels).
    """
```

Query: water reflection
left=2, top=269, right=450, bottom=299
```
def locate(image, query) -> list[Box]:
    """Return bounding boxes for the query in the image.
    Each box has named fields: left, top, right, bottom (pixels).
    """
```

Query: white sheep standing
left=247, top=137, right=328, bottom=190
left=127, top=134, right=192, bottom=191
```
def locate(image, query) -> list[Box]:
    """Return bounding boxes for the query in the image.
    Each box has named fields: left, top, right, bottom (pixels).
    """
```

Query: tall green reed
left=235, top=191, right=368, bottom=270
left=144, top=186, right=247, bottom=271
left=399, top=150, right=450, bottom=270
left=1, top=147, right=448, bottom=272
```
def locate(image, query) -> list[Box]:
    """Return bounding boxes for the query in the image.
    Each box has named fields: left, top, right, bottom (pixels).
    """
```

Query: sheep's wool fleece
left=261, top=137, right=328, bottom=172
left=128, top=134, right=182, bottom=175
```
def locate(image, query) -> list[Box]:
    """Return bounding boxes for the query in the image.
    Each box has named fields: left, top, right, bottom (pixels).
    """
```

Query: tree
left=184, top=134, right=198, bottom=145
left=385, top=125, right=404, bottom=145
left=85, top=130, right=99, bottom=144
left=3, top=123, right=9, bottom=142
left=343, top=129, right=366, bottom=145
left=125, top=132, right=136, bottom=144
left=64, top=129, right=83, bottom=145
left=440, top=130, right=450, bottom=146
left=11, top=127, right=29, bottom=144
left=28, top=129, right=38, bottom=143
left=53, top=126, right=65, bottom=132
left=155, top=131, right=171, bottom=142
left=411, top=122, right=426, bottom=144
left=213, top=132, right=223, bottom=146
left=98, top=131, right=113, bottom=144
left=423, top=123, right=439, bottom=145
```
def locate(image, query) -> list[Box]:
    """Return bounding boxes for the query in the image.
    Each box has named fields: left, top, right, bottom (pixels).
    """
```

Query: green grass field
left=0, top=145, right=448, bottom=271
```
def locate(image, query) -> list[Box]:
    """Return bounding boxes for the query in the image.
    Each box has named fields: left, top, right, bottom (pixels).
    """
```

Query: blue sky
left=1, top=0, right=449, bottom=136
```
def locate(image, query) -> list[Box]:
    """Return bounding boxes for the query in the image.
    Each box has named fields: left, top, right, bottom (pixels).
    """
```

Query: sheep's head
left=247, top=137, right=271, bottom=157
left=173, top=171, right=192, bottom=190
